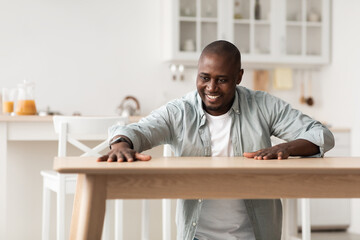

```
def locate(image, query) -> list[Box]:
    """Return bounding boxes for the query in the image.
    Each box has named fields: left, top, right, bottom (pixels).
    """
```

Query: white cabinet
left=162, top=0, right=330, bottom=67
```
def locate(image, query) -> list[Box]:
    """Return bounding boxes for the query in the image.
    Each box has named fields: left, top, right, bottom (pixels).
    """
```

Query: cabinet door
left=232, top=0, right=272, bottom=56
left=178, top=0, right=219, bottom=55
left=284, top=0, right=329, bottom=63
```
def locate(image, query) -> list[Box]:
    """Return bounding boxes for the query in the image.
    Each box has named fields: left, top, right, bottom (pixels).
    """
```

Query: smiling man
left=98, top=40, right=334, bottom=240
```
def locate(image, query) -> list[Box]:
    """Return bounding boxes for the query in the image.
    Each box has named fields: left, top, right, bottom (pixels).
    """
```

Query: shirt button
left=198, top=199, right=202, bottom=202
left=193, top=222, right=197, bottom=226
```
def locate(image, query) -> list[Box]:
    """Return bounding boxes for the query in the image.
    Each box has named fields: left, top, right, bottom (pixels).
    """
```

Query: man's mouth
left=206, top=94, right=220, bottom=100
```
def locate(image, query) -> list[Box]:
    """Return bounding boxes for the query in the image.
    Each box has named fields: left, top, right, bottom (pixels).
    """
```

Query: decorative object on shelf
left=183, top=39, right=195, bottom=52
left=273, top=68, right=293, bottom=90
left=308, top=11, right=321, bottom=22
left=234, top=0, right=242, bottom=19
left=117, top=96, right=141, bottom=117
left=181, top=7, right=193, bottom=17
left=255, top=0, right=261, bottom=20
left=205, top=4, right=214, bottom=17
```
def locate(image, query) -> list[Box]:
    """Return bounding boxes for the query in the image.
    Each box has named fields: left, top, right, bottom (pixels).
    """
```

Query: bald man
left=99, top=40, right=334, bottom=240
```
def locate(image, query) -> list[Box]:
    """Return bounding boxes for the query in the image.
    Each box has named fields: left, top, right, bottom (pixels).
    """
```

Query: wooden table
left=54, top=156, right=360, bottom=240
left=0, top=115, right=142, bottom=238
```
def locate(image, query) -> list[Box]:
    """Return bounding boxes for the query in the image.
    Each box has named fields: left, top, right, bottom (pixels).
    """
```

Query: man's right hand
left=97, top=142, right=151, bottom=162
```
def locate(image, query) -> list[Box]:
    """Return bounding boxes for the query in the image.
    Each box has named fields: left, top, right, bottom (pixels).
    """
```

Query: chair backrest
left=53, top=116, right=128, bottom=157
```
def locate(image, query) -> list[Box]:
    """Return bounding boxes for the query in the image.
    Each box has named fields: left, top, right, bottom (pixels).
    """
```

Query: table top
left=54, top=156, right=360, bottom=175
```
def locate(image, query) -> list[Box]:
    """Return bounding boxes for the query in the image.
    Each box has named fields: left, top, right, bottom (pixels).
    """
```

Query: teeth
left=207, top=95, right=220, bottom=99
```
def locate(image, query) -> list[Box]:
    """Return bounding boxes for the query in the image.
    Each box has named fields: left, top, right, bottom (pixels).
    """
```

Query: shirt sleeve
left=108, top=103, right=177, bottom=153
left=259, top=92, right=335, bottom=157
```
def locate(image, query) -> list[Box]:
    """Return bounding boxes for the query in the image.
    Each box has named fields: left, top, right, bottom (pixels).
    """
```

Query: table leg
left=0, top=122, right=8, bottom=239
left=70, top=174, right=107, bottom=240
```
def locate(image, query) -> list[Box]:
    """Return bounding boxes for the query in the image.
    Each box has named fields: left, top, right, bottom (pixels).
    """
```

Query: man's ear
left=236, top=69, right=244, bottom=85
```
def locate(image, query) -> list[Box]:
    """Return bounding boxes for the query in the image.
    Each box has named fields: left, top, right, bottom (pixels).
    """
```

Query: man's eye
left=218, top=79, right=227, bottom=83
left=201, top=76, right=210, bottom=81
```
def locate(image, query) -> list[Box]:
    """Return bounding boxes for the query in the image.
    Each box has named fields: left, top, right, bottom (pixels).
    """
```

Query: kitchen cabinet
left=162, top=0, right=330, bottom=67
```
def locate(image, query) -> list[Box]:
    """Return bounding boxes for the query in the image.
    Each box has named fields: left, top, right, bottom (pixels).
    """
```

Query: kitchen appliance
left=117, top=96, right=140, bottom=117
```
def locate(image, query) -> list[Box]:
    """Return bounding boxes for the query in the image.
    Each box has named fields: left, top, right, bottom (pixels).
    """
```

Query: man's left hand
left=243, top=139, right=320, bottom=160
left=243, top=143, right=290, bottom=160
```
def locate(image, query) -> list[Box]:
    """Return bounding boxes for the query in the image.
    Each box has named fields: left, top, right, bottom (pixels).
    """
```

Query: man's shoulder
left=236, top=86, right=285, bottom=106
left=167, top=90, right=199, bottom=109
left=236, top=86, right=270, bottom=100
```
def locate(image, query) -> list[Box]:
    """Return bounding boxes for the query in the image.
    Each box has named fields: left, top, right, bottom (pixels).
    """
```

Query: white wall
left=0, top=0, right=196, bottom=116
left=2, top=0, right=360, bottom=238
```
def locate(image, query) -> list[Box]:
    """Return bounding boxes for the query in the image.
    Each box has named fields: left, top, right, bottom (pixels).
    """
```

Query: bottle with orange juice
left=15, top=80, right=37, bottom=115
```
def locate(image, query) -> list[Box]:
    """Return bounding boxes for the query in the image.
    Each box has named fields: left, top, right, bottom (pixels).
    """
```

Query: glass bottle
left=15, top=80, right=37, bottom=115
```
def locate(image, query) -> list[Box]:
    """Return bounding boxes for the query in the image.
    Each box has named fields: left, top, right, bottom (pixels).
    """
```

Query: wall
left=0, top=0, right=195, bottom=116
left=1, top=0, right=360, bottom=238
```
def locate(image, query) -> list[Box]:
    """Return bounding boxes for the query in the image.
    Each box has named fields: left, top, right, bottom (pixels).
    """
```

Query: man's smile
left=206, top=94, right=221, bottom=101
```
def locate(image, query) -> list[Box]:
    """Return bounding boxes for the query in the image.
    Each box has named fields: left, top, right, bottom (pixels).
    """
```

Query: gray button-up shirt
left=109, top=86, right=335, bottom=240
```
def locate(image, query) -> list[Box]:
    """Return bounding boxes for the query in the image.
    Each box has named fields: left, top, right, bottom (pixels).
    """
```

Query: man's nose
left=206, top=79, right=217, bottom=91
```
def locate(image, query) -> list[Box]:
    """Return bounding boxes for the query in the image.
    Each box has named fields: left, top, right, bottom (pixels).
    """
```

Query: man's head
left=196, top=40, right=244, bottom=116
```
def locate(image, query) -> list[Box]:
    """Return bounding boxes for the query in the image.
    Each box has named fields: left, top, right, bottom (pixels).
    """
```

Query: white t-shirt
left=195, top=111, right=256, bottom=240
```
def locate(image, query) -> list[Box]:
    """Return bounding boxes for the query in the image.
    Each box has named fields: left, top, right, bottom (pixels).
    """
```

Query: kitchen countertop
left=0, top=115, right=143, bottom=123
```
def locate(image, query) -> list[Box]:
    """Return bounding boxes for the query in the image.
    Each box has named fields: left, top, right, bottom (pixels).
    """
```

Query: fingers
left=97, top=155, right=108, bottom=162
left=135, top=153, right=152, bottom=161
left=245, top=148, right=290, bottom=160
left=97, top=150, right=150, bottom=163
left=243, top=152, right=257, bottom=158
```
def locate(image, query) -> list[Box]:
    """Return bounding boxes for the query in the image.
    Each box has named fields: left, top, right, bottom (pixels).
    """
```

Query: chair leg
left=102, top=200, right=111, bottom=240
left=282, top=199, right=298, bottom=240
left=42, top=183, right=51, bottom=240
left=57, top=182, right=66, bottom=240
left=301, top=198, right=311, bottom=240
left=141, top=200, right=150, bottom=240
left=162, top=199, right=171, bottom=240
left=114, top=199, right=124, bottom=240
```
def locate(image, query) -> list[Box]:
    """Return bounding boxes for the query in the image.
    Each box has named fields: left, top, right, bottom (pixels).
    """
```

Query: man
left=98, top=40, right=334, bottom=240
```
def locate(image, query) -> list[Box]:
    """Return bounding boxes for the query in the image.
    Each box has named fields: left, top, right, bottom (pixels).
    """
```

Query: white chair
left=41, top=116, right=127, bottom=240
left=282, top=199, right=311, bottom=240
left=139, top=144, right=173, bottom=240
left=141, top=144, right=173, bottom=240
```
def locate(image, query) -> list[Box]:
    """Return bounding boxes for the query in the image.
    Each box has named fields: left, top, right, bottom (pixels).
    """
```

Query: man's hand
left=97, top=142, right=151, bottom=162
left=244, top=143, right=290, bottom=160
left=244, top=139, right=319, bottom=160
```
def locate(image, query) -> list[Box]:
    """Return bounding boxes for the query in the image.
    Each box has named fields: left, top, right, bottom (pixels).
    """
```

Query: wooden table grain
left=53, top=156, right=360, bottom=240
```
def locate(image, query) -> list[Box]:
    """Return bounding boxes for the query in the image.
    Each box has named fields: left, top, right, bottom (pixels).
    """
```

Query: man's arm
left=97, top=135, right=151, bottom=162
left=244, top=139, right=319, bottom=160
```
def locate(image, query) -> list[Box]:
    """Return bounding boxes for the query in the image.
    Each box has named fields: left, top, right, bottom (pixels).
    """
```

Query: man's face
left=196, top=53, right=243, bottom=116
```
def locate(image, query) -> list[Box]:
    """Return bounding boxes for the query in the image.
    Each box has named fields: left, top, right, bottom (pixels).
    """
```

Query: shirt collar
left=232, top=89, right=241, bottom=115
